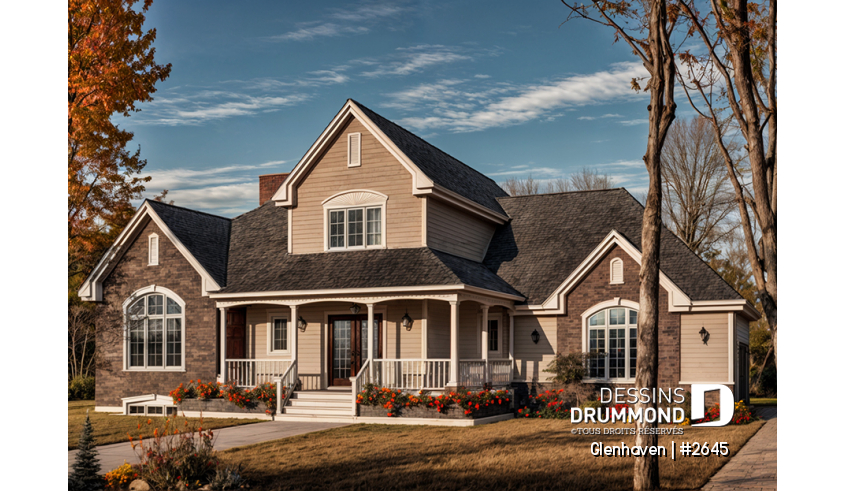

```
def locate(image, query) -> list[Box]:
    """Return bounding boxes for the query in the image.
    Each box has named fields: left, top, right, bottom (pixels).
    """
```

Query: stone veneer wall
left=96, top=219, right=219, bottom=407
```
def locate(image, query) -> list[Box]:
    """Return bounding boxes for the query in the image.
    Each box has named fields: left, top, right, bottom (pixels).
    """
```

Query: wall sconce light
left=297, top=316, right=308, bottom=331
left=531, top=329, right=540, bottom=344
left=349, top=303, right=361, bottom=315
left=401, top=310, right=413, bottom=331
left=699, top=326, right=709, bottom=345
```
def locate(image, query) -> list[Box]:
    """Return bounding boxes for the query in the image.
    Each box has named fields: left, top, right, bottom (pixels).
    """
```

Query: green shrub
left=750, top=365, right=777, bottom=397
left=544, top=352, right=589, bottom=384
left=68, top=375, right=95, bottom=400
left=581, top=399, right=602, bottom=410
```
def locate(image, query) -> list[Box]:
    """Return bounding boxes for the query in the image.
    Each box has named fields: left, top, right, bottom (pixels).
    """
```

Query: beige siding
left=427, top=301, right=451, bottom=359
left=681, top=313, right=729, bottom=382
left=290, top=118, right=422, bottom=254
left=736, top=315, right=750, bottom=345
left=513, top=315, right=557, bottom=382
left=426, top=197, right=496, bottom=261
left=459, top=303, right=481, bottom=359
left=383, top=301, right=424, bottom=358
left=245, top=305, right=292, bottom=360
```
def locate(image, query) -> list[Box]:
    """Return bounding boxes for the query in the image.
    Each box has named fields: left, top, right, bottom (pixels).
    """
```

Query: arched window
left=125, top=289, right=185, bottom=370
left=586, top=307, right=638, bottom=380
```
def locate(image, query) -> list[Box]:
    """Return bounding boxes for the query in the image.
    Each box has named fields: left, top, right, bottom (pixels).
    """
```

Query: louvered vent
left=148, top=234, right=159, bottom=266
left=610, top=258, right=623, bottom=284
left=348, top=132, right=361, bottom=167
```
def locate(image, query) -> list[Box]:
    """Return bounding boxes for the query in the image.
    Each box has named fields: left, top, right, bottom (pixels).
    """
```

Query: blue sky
left=125, top=0, right=686, bottom=216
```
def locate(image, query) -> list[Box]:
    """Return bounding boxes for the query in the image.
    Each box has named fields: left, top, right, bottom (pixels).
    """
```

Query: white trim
left=123, top=286, right=187, bottom=372
left=267, top=312, right=291, bottom=356
left=347, top=132, right=362, bottom=167
left=728, top=312, right=735, bottom=385
left=321, top=189, right=388, bottom=206
left=120, top=394, right=174, bottom=415
left=323, top=202, right=386, bottom=252
left=94, top=406, right=123, bottom=413
left=678, top=381, right=735, bottom=385
left=78, top=201, right=222, bottom=301
left=270, top=100, right=508, bottom=225
left=421, top=196, right=428, bottom=246
left=148, top=233, right=159, bottom=266
left=581, top=299, right=640, bottom=384
left=287, top=208, right=292, bottom=254
left=609, top=257, right=623, bottom=284
left=210, top=284, right=524, bottom=302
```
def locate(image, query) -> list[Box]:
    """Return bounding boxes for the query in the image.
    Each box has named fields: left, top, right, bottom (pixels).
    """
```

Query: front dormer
left=271, top=100, right=510, bottom=259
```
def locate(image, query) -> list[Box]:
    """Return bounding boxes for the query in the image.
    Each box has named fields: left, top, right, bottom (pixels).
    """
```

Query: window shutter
left=610, top=258, right=623, bottom=284
left=348, top=133, right=361, bottom=167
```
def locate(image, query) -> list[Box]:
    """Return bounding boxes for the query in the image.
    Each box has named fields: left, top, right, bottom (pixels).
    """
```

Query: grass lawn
left=68, top=401, right=263, bottom=450
left=750, top=397, right=777, bottom=406
left=220, top=418, right=765, bottom=491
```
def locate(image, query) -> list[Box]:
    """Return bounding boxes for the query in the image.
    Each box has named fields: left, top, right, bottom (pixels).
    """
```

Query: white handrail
left=226, top=359, right=291, bottom=387
left=373, top=359, right=450, bottom=390
left=275, top=359, right=298, bottom=415
left=351, top=358, right=371, bottom=415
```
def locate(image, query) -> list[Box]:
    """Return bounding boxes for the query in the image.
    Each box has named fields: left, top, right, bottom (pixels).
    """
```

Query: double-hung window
left=270, top=316, right=289, bottom=353
left=328, top=206, right=382, bottom=249
left=586, top=307, right=638, bottom=380
left=126, top=293, right=185, bottom=370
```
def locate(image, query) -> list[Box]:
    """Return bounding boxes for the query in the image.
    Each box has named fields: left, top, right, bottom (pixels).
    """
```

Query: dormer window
left=610, top=258, right=623, bottom=284
left=148, top=234, right=159, bottom=266
left=322, top=190, right=388, bottom=251
left=328, top=207, right=382, bottom=249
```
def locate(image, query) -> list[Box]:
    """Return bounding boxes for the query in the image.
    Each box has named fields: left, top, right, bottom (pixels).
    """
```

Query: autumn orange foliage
left=68, top=0, right=171, bottom=280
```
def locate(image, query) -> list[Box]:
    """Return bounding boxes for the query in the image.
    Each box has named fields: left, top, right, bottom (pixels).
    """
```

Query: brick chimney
left=259, top=173, right=290, bottom=205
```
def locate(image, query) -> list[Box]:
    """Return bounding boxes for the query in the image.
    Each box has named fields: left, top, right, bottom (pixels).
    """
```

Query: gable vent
left=610, top=258, right=623, bottom=284
left=348, top=132, right=361, bottom=167
left=148, top=234, right=159, bottom=266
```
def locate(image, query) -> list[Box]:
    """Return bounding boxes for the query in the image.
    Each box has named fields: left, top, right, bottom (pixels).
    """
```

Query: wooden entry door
left=328, top=314, right=382, bottom=386
left=226, top=308, right=247, bottom=359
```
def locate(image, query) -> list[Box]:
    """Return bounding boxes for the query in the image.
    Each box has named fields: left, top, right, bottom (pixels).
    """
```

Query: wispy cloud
left=385, top=62, right=649, bottom=132
left=578, top=113, right=624, bottom=121
left=140, top=160, right=290, bottom=216
left=133, top=91, right=309, bottom=126
left=361, top=45, right=472, bottom=77
left=268, top=2, right=411, bottom=42
left=619, top=119, right=648, bottom=126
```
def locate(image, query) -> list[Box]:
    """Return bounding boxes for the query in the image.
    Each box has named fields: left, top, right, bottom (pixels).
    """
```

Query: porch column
left=421, top=299, right=428, bottom=358
left=481, top=305, right=489, bottom=384
left=508, top=310, right=515, bottom=360
left=290, top=305, right=298, bottom=364
left=367, top=303, right=375, bottom=378
left=448, top=301, right=460, bottom=387
left=219, top=307, right=228, bottom=384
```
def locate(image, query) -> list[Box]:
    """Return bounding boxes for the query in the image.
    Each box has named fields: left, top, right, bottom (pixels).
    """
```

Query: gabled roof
left=483, top=189, right=744, bottom=305
left=145, top=200, right=231, bottom=287
left=221, top=202, right=521, bottom=297
left=77, top=200, right=231, bottom=301
left=351, top=100, right=509, bottom=215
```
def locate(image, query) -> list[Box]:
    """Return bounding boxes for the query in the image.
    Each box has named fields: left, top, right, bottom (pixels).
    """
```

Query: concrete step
left=291, top=391, right=351, bottom=401
left=284, top=406, right=352, bottom=416
left=287, top=399, right=350, bottom=408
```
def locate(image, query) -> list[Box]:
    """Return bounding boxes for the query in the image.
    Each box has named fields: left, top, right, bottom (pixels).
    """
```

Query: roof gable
left=78, top=200, right=230, bottom=301
left=272, top=99, right=508, bottom=223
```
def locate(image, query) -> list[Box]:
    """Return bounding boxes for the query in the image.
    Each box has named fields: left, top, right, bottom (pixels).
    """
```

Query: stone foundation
left=358, top=403, right=511, bottom=419
left=178, top=398, right=268, bottom=414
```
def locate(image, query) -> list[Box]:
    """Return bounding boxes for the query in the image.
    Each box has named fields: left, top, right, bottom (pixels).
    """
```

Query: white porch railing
left=459, top=359, right=513, bottom=388
left=226, top=359, right=291, bottom=387
left=350, top=358, right=372, bottom=415
left=374, top=359, right=451, bottom=391
left=275, top=360, right=298, bottom=414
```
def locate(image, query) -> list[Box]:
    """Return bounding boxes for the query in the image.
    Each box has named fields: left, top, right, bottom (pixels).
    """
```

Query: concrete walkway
left=702, top=407, right=777, bottom=491
left=68, top=420, right=349, bottom=473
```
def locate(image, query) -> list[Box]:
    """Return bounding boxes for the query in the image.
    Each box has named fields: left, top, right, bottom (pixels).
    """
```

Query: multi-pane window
left=328, top=206, right=383, bottom=250
left=271, top=317, right=288, bottom=352
left=126, top=294, right=184, bottom=370
left=488, top=319, right=499, bottom=352
left=587, top=307, right=638, bottom=380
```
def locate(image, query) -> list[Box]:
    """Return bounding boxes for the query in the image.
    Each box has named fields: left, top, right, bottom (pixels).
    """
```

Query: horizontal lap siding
left=513, top=316, right=557, bottom=382
left=291, top=118, right=422, bottom=254
left=681, top=313, right=729, bottom=382
left=459, top=304, right=481, bottom=359
left=384, top=301, right=423, bottom=358
left=736, top=315, right=750, bottom=345
left=427, top=301, right=451, bottom=359
left=246, top=305, right=292, bottom=360
left=427, top=197, right=496, bottom=262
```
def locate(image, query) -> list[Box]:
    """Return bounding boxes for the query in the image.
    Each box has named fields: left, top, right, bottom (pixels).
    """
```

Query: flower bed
left=517, top=389, right=572, bottom=419
left=170, top=380, right=283, bottom=415
left=356, top=384, right=511, bottom=419
left=682, top=399, right=757, bottom=426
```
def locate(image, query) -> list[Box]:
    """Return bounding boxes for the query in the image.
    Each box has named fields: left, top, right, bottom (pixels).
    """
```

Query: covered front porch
left=212, top=289, right=519, bottom=415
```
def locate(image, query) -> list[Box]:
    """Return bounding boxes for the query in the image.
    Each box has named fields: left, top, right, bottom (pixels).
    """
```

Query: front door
left=226, top=308, right=246, bottom=359
left=328, top=314, right=382, bottom=386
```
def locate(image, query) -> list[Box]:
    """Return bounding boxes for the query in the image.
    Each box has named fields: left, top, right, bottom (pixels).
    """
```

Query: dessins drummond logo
left=570, top=384, right=735, bottom=427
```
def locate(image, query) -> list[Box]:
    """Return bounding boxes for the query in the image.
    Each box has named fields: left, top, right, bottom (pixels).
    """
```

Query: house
left=79, top=99, right=759, bottom=420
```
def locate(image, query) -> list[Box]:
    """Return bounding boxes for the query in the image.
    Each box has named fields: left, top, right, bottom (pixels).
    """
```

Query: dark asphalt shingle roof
left=483, top=189, right=743, bottom=304
left=146, top=200, right=231, bottom=287
left=352, top=100, right=509, bottom=216
left=221, top=202, right=521, bottom=296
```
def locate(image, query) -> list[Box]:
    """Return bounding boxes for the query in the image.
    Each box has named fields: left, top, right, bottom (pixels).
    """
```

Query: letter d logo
left=691, top=384, right=734, bottom=427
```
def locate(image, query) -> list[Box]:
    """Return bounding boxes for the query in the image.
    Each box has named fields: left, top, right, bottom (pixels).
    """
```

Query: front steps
left=280, top=390, right=354, bottom=420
